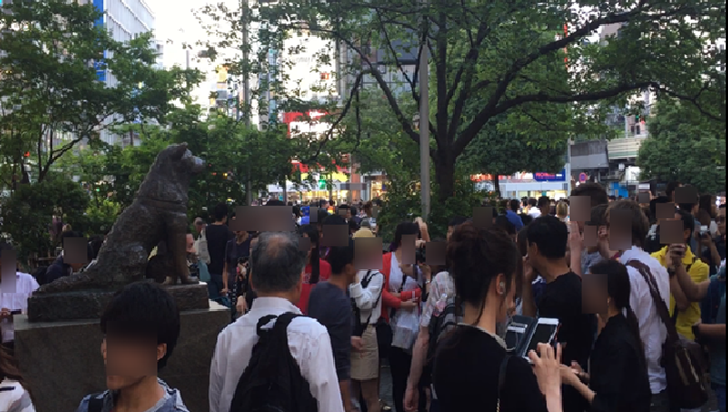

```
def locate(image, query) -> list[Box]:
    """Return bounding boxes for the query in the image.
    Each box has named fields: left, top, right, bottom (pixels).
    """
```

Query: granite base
left=27, top=283, right=210, bottom=322
left=15, top=301, right=230, bottom=412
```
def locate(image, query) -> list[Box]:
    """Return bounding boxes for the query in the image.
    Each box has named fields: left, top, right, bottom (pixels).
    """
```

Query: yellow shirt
left=651, top=246, right=709, bottom=340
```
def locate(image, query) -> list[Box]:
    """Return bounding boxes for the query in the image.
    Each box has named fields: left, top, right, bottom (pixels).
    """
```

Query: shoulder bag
left=626, top=260, right=709, bottom=409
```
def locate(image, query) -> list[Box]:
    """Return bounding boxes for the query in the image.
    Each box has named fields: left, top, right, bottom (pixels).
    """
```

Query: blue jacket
left=75, top=379, right=188, bottom=412
left=505, top=210, right=524, bottom=231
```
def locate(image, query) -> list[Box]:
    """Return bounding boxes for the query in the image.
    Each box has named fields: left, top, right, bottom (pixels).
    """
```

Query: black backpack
left=31, top=265, right=49, bottom=286
left=422, top=296, right=460, bottom=386
left=230, top=312, right=318, bottom=412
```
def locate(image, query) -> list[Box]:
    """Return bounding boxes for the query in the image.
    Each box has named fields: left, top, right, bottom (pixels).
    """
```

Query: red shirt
left=296, top=259, right=332, bottom=314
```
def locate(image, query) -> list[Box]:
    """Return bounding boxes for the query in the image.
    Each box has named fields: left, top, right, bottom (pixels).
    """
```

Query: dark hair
left=330, top=199, right=336, bottom=207
left=649, top=196, right=670, bottom=222
left=721, top=204, right=726, bottom=210
left=699, top=194, right=715, bottom=218
left=528, top=198, right=537, bottom=207
left=250, top=232, right=307, bottom=293
left=299, top=225, right=320, bottom=283
left=348, top=219, right=360, bottom=233
left=666, top=181, right=681, bottom=200
left=350, top=205, right=358, bottom=216
left=0, top=345, right=31, bottom=399
left=526, top=215, right=568, bottom=259
left=213, top=203, right=228, bottom=221
left=509, top=199, right=520, bottom=212
left=676, top=209, right=695, bottom=241
left=589, top=260, right=648, bottom=368
left=89, top=235, right=104, bottom=261
left=520, top=213, right=533, bottom=226
left=516, top=226, right=530, bottom=257
left=537, top=196, right=550, bottom=208
left=100, top=282, right=180, bottom=370
left=319, top=199, right=328, bottom=208
left=317, top=208, right=329, bottom=225
left=327, top=239, right=355, bottom=275
left=589, top=204, right=609, bottom=227
left=448, top=223, right=520, bottom=325
left=571, top=182, right=609, bottom=208
left=338, top=204, right=350, bottom=212
left=323, top=214, right=347, bottom=226
left=265, top=199, right=285, bottom=206
left=449, top=216, right=468, bottom=228
left=494, top=215, right=516, bottom=236
left=607, top=200, right=650, bottom=248
left=677, top=185, right=698, bottom=212
left=393, top=222, right=421, bottom=250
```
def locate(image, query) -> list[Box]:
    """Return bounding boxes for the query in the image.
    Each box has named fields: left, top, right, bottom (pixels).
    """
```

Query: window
left=320, top=72, right=330, bottom=80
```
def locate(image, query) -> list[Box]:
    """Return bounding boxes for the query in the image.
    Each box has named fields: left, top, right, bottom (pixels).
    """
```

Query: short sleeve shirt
left=420, top=271, right=455, bottom=328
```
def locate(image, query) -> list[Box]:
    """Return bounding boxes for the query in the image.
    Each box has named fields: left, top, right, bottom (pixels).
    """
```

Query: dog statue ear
left=172, top=143, right=189, bottom=159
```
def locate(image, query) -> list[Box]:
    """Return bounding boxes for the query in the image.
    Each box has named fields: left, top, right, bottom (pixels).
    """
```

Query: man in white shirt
left=599, top=200, right=671, bottom=412
left=0, top=243, right=40, bottom=355
left=209, top=231, right=343, bottom=412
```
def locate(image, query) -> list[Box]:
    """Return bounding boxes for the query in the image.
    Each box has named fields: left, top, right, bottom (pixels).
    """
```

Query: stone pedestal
left=27, top=283, right=210, bottom=322
left=15, top=302, right=230, bottom=412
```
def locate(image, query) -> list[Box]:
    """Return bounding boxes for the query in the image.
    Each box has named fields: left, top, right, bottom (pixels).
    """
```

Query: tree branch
left=454, top=5, right=687, bottom=156
left=375, top=8, right=419, bottom=104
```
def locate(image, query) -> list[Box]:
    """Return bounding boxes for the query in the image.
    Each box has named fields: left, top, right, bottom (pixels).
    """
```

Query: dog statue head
left=136, top=143, right=206, bottom=205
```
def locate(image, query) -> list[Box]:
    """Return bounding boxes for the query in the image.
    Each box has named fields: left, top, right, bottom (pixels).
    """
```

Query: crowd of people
left=0, top=182, right=725, bottom=412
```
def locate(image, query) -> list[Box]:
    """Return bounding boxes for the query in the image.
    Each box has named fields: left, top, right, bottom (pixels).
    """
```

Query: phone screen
left=526, top=323, right=558, bottom=354
left=505, top=323, right=528, bottom=351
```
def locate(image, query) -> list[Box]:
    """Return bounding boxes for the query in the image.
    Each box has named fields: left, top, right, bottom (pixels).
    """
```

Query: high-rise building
left=87, top=0, right=157, bottom=145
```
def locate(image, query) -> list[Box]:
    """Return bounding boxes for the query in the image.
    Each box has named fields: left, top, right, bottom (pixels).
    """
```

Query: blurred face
left=101, top=336, right=164, bottom=391
left=718, top=208, right=726, bottom=235
left=673, top=213, right=691, bottom=244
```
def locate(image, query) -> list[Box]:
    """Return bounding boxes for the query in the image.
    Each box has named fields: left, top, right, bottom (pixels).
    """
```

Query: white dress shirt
left=0, top=272, right=40, bottom=343
left=350, top=269, right=384, bottom=325
left=209, top=297, right=344, bottom=412
left=620, top=246, right=669, bottom=394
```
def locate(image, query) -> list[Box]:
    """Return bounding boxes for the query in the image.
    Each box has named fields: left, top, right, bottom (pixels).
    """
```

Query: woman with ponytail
left=295, top=224, right=332, bottom=314
left=560, top=260, right=651, bottom=412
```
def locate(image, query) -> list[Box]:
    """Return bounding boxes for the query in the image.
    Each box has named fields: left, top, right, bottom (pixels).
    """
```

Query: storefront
left=471, top=170, right=570, bottom=200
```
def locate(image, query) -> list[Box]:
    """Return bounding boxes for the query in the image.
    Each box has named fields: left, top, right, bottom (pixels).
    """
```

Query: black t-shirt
left=225, top=237, right=252, bottom=280
left=308, top=281, right=353, bottom=382
left=433, top=326, right=548, bottom=412
left=205, top=224, right=234, bottom=275
left=537, top=271, right=594, bottom=412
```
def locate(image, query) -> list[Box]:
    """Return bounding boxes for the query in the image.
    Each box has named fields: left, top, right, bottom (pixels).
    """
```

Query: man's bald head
left=250, top=232, right=307, bottom=293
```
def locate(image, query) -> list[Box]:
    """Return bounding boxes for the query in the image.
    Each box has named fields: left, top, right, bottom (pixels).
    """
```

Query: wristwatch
left=668, top=268, right=677, bottom=277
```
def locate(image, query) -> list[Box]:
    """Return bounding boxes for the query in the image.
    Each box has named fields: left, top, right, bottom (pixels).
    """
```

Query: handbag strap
left=363, top=271, right=384, bottom=326
left=626, top=260, right=680, bottom=343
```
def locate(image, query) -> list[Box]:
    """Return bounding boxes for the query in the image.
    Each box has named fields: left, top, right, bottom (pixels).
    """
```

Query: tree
left=461, top=117, right=568, bottom=195
left=0, top=0, right=202, bottom=187
left=198, top=0, right=725, bottom=203
left=638, top=100, right=726, bottom=194
left=0, top=174, right=89, bottom=262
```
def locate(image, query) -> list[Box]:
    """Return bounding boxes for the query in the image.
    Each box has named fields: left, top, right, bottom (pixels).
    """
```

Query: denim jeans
left=207, top=273, right=223, bottom=300
left=714, top=384, right=726, bottom=412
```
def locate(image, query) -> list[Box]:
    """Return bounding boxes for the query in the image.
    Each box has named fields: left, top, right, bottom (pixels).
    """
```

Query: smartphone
left=10, top=310, right=21, bottom=315
left=700, top=225, right=709, bottom=236
left=505, top=320, right=529, bottom=352
left=524, top=318, right=559, bottom=363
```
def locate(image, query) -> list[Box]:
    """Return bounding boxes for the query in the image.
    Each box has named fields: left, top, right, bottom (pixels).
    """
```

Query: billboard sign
left=534, top=169, right=566, bottom=182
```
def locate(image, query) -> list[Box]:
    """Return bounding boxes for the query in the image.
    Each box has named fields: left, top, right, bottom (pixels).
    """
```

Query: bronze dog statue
left=37, top=143, right=205, bottom=293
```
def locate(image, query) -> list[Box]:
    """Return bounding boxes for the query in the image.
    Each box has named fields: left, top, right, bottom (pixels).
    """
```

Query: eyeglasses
left=717, top=217, right=726, bottom=223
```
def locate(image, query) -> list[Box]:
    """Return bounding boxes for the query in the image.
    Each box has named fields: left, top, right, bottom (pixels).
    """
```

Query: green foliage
left=196, top=0, right=725, bottom=203
left=85, top=199, right=121, bottom=236
left=0, top=0, right=202, bottom=188
left=0, top=174, right=89, bottom=262
left=638, top=100, right=726, bottom=194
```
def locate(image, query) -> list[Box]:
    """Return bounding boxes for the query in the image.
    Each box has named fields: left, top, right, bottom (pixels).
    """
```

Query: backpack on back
left=229, top=312, right=318, bottom=412
left=422, top=296, right=460, bottom=384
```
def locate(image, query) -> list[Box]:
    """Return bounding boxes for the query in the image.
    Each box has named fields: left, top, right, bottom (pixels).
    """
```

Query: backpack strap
left=360, top=270, right=374, bottom=288
left=363, top=272, right=384, bottom=327
left=626, top=260, right=680, bottom=344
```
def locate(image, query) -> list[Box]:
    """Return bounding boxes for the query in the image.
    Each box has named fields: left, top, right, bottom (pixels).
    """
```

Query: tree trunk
left=492, top=174, right=501, bottom=196
left=435, top=153, right=455, bottom=203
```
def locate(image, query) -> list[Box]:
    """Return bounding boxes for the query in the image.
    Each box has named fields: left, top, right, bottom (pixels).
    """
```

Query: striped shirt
left=0, top=379, right=35, bottom=412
